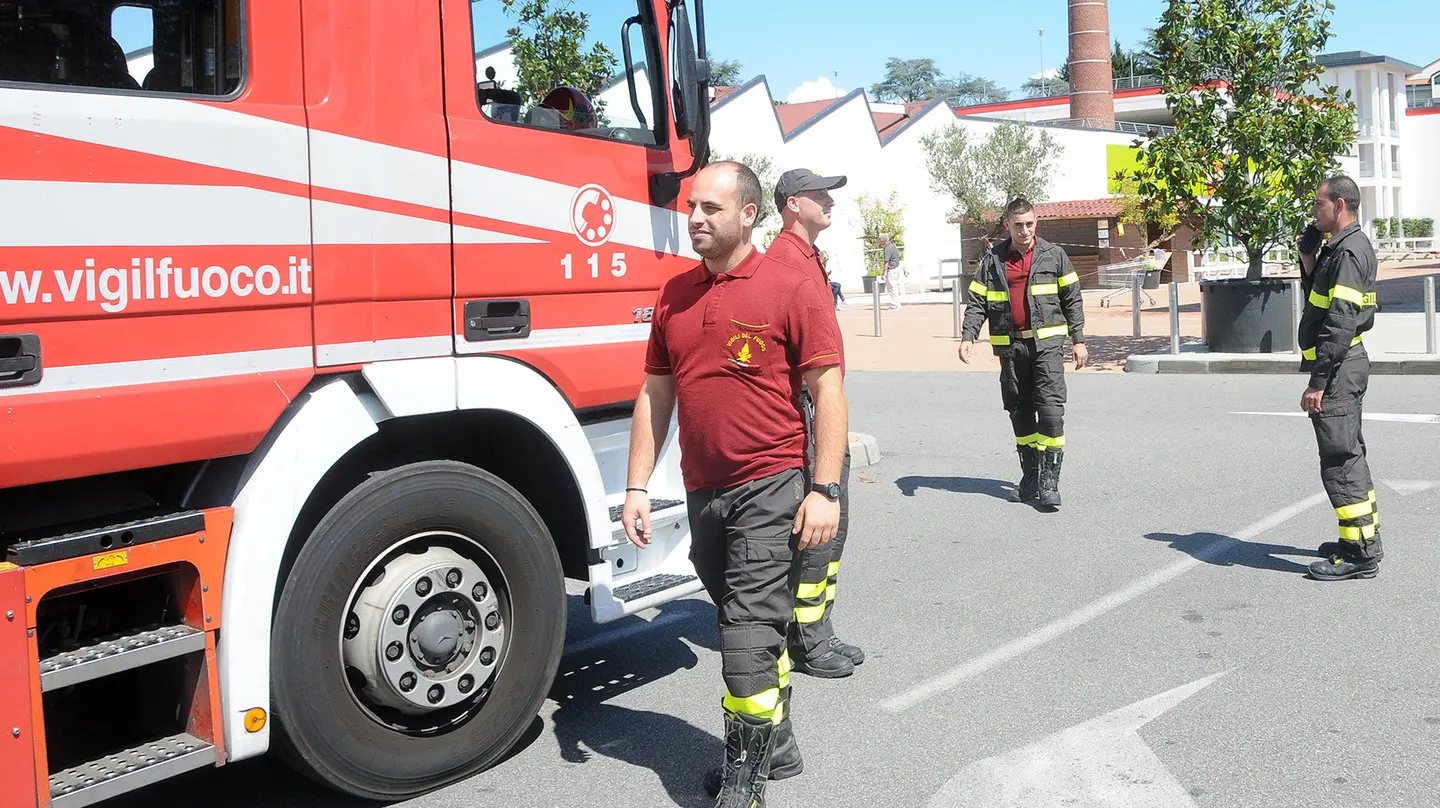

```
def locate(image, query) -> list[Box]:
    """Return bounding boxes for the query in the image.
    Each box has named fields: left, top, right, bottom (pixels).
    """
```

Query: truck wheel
left=270, top=460, right=566, bottom=799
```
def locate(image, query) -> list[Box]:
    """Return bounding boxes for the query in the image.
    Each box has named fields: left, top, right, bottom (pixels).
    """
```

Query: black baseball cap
left=774, top=168, right=847, bottom=212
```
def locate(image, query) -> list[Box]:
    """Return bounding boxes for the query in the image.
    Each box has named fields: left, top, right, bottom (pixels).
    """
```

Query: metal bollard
left=1290, top=278, right=1303, bottom=355
left=1426, top=276, right=1436, bottom=354
left=1131, top=273, right=1142, bottom=338
left=952, top=277, right=964, bottom=339
left=873, top=277, right=882, bottom=337
left=1169, top=281, right=1180, bottom=355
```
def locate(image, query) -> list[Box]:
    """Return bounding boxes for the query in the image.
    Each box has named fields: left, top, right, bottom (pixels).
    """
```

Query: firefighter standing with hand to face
left=959, top=198, right=1087, bottom=510
left=622, top=161, right=847, bottom=807
left=1296, top=175, right=1383, bottom=581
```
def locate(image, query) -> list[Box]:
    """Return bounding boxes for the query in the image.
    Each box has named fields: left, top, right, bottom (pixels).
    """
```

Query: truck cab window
left=470, top=0, right=664, bottom=147
left=0, top=0, right=244, bottom=98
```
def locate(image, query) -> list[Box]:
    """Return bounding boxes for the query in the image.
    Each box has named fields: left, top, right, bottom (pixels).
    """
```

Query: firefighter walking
left=1297, top=175, right=1383, bottom=581
left=959, top=198, right=1087, bottom=509
left=622, top=161, right=847, bottom=807
left=764, top=168, right=865, bottom=680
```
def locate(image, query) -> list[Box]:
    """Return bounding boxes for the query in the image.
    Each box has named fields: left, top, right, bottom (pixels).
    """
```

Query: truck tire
left=270, top=460, right=566, bottom=799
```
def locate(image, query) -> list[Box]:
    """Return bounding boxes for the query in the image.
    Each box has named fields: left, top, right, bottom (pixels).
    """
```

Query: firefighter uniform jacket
left=1298, top=222, right=1377, bottom=390
left=962, top=237, right=1086, bottom=353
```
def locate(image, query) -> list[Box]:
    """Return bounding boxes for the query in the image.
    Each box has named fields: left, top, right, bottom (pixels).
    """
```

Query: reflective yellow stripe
left=1301, top=335, right=1362, bottom=362
left=1339, top=522, right=1378, bottom=541
left=723, top=687, right=780, bottom=719
left=1036, top=324, right=1069, bottom=340
left=1016, top=433, right=1042, bottom=446
left=1353, top=334, right=1364, bottom=346
left=969, top=280, right=987, bottom=295
left=1335, top=491, right=1376, bottom=520
left=777, top=649, right=792, bottom=683
left=1057, top=271, right=1080, bottom=287
left=1030, top=283, right=1059, bottom=296
left=827, top=561, right=840, bottom=577
left=794, top=603, right=827, bottom=623
left=1312, top=285, right=1376, bottom=309
left=1330, top=285, right=1365, bottom=305
left=1035, top=434, right=1066, bottom=450
left=986, top=290, right=1010, bottom=302
left=1309, top=289, right=1332, bottom=309
left=1302, top=346, right=1317, bottom=360
left=991, top=334, right=1012, bottom=346
left=796, top=580, right=827, bottom=600
left=825, top=585, right=836, bottom=603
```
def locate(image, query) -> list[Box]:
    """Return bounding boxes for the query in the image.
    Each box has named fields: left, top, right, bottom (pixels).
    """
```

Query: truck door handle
left=463, top=300, right=532, bottom=342
left=0, top=333, right=42, bottom=388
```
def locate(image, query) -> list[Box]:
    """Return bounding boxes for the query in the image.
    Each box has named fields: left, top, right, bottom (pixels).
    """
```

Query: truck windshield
left=470, top=1, right=665, bottom=147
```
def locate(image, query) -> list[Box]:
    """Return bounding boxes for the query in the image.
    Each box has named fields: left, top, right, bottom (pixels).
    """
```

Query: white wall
left=708, top=80, right=1135, bottom=292
left=475, top=43, right=519, bottom=92
left=1402, top=110, right=1440, bottom=222
left=126, top=50, right=152, bottom=86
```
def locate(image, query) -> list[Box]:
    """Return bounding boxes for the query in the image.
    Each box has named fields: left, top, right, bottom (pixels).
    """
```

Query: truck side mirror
left=651, top=0, right=710, bottom=207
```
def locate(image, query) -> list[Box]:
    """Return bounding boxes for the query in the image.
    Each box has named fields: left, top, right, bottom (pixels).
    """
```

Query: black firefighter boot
left=712, top=710, right=778, bottom=808
left=704, top=689, right=803, bottom=797
left=1010, top=444, right=1041, bottom=503
left=1037, top=448, right=1063, bottom=511
left=1310, top=535, right=1382, bottom=581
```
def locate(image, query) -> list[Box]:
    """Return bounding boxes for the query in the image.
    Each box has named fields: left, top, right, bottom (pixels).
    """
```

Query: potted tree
left=1134, top=0, right=1355, bottom=353
left=856, top=192, right=906, bottom=295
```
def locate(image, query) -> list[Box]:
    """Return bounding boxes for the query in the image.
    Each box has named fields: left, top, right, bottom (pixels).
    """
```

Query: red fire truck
left=0, top=1, right=712, bottom=804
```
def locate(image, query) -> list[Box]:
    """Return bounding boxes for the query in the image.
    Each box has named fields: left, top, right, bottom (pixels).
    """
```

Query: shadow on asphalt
left=550, top=598, right=720, bottom=807
left=895, top=475, right=1014, bottom=500
left=1144, top=531, right=1314, bottom=574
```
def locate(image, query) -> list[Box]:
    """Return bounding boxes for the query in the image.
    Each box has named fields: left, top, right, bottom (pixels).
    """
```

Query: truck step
left=6, top=510, right=206, bottom=566
left=49, top=733, right=216, bottom=808
left=607, top=498, right=684, bottom=524
left=40, top=624, right=206, bottom=693
left=613, top=572, right=699, bottom=602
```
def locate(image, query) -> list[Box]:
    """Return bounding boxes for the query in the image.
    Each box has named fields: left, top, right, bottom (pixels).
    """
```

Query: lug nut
left=399, top=672, right=417, bottom=692
left=472, top=583, right=487, bottom=601
left=485, top=612, right=501, bottom=630
left=427, top=685, right=444, bottom=704
left=446, top=568, right=462, bottom=588
left=345, top=614, right=360, bottom=639
left=480, top=647, right=496, bottom=665
left=392, top=605, right=409, bottom=625
left=416, top=577, right=432, bottom=597
left=458, top=675, right=474, bottom=694
left=386, top=642, right=404, bottom=661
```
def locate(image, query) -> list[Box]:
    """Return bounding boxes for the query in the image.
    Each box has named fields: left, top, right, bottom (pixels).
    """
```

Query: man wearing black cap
left=765, top=168, right=864, bottom=680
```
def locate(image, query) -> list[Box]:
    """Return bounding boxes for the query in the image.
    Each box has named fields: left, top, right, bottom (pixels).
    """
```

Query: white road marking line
left=926, top=671, right=1230, bottom=807
left=880, top=493, right=1329, bottom=714
left=562, top=609, right=696, bottom=657
left=1383, top=479, right=1440, bottom=495
left=1233, top=411, right=1440, bottom=424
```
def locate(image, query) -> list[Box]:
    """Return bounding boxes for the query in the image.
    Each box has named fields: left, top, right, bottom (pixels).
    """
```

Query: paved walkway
left=837, top=261, right=1439, bottom=373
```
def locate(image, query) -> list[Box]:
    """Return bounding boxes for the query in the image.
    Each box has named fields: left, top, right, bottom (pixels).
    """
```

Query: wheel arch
left=218, top=356, right=609, bottom=764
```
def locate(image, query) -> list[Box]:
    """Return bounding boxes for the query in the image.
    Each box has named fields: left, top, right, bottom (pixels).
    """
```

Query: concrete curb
left=849, top=432, right=882, bottom=467
left=1125, top=352, right=1440, bottom=375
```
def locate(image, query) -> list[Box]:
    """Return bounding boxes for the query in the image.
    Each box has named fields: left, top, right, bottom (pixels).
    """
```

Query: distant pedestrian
left=879, top=233, right=903, bottom=309
left=622, top=161, right=847, bottom=806
left=959, top=198, right=1087, bottom=510
left=1296, top=174, right=1382, bottom=581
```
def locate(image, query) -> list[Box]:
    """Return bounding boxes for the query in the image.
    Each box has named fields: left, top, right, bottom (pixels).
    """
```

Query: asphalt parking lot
left=114, top=371, right=1440, bottom=808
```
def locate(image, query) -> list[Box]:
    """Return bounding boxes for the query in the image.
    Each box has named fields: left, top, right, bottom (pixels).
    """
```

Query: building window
left=469, top=0, right=665, bottom=148
left=0, top=1, right=245, bottom=97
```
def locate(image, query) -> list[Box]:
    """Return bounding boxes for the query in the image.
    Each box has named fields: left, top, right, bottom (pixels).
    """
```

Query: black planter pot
left=862, top=275, right=879, bottom=294
left=1199, top=277, right=1298, bottom=353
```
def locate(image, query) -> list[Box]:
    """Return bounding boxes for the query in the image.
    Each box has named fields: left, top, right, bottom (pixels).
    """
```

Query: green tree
left=711, top=150, right=779, bottom=229
left=855, top=192, right=906, bottom=274
left=1134, top=0, right=1356, bottom=279
left=708, top=52, right=744, bottom=86
left=500, top=0, right=617, bottom=113
left=871, top=58, right=1007, bottom=104
left=921, top=120, right=1062, bottom=233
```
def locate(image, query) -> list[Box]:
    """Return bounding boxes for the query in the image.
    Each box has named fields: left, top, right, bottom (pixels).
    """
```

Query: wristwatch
left=812, top=482, right=841, bottom=501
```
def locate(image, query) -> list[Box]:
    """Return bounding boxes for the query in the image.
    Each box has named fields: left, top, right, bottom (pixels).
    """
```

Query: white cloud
left=1028, top=67, right=1064, bottom=81
left=786, top=76, right=846, bottom=104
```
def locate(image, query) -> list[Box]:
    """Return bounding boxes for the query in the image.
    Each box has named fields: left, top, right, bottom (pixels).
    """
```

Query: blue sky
left=113, top=1, right=1436, bottom=103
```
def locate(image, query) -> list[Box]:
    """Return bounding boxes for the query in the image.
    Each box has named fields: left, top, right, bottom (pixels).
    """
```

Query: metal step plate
left=7, top=510, right=205, bottom=566
left=613, top=573, right=698, bottom=602
left=41, top=624, right=206, bottom=692
left=607, top=498, right=684, bottom=524
left=50, top=733, right=216, bottom=808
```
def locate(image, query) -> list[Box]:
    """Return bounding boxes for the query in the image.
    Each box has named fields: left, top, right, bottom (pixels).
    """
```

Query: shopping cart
left=1097, top=252, right=1165, bottom=308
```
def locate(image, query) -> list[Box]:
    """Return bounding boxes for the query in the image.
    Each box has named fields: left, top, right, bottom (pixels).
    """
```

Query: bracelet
left=626, top=487, right=647, bottom=494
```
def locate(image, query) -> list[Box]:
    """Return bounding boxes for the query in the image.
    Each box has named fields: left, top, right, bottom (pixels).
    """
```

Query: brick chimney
left=1068, top=0, right=1115, bottom=126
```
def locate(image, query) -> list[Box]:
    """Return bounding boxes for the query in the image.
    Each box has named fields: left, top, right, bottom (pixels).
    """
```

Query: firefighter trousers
left=1311, top=348, right=1382, bottom=560
left=794, top=389, right=850, bottom=655
left=999, top=338, right=1067, bottom=452
left=687, top=468, right=806, bottom=723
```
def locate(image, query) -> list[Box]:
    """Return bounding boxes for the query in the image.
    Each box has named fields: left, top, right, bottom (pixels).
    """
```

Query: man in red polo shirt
left=765, top=168, right=865, bottom=682
left=621, top=161, right=847, bottom=807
